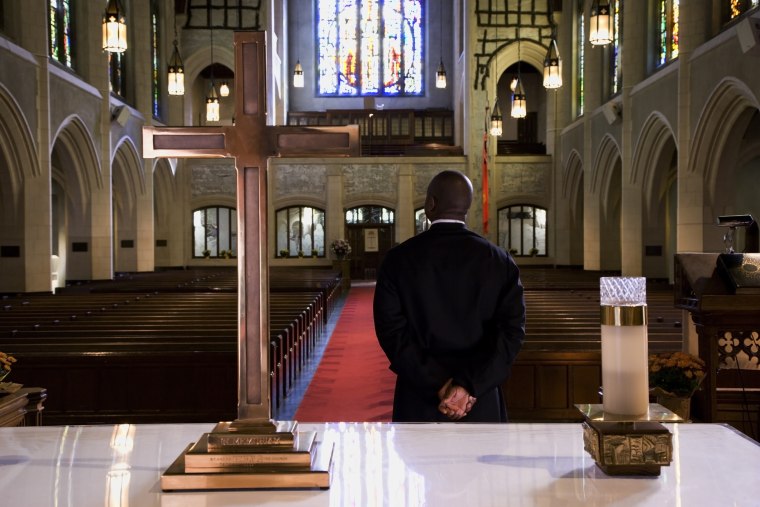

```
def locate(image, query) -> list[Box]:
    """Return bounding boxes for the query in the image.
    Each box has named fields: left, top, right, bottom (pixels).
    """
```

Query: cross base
left=161, top=419, right=333, bottom=491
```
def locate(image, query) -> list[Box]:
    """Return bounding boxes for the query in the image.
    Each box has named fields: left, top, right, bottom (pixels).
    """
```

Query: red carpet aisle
left=294, top=285, right=396, bottom=422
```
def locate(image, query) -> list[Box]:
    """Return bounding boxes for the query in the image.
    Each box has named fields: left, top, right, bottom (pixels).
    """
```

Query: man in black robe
left=373, top=170, right=525, bottom=422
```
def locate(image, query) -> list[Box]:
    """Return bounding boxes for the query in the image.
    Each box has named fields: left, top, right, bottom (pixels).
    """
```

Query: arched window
left=576, top=0, right=585, bottom=116
left=193, top=206, right=237, bottom=258
left=498, top=205, right=547, bottom=257
left=317, top=0, right=424, bottom=96
left=150, top=0, right=161, bottom=119
left=414, top=208, right=429, bottom=235
left=276, top=206, right=325, bottom=257
left=345, top=206, right=395, bottom=224
left=656, top=0, right=679, bottom=67
left=49, top=0, right=74, bottom=68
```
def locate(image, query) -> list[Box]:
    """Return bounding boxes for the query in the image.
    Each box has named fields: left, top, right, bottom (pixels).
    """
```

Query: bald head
left=424, top=170, right=473, bottom=222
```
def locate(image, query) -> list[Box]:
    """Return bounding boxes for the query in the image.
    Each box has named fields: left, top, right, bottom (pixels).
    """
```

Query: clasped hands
left=437, top=378, right=476, bottom=421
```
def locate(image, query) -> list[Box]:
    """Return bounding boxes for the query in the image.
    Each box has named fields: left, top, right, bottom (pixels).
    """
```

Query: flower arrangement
left=331, top=239, right=352, bottom=259
left=649, top=351, right=706, bottom=398
left=0, top=351, right=17, bottom=382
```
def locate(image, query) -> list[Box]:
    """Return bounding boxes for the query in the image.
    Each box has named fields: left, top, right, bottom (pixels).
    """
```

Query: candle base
left=577, top=404, right=680, bottom=476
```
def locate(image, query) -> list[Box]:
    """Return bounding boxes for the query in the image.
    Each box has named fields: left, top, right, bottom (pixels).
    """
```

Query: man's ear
left=424, top=195, right=436, bottom=217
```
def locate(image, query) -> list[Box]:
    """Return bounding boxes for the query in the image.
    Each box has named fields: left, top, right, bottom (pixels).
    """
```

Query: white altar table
left=0, top=422, right=758, bottom=506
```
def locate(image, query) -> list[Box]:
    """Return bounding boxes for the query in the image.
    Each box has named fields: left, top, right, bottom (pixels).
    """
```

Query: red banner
left=482, top=131, right=489, bottom=235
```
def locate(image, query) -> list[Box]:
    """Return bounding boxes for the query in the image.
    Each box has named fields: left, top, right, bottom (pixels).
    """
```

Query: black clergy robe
left=373, top=222, right=526, bottom=422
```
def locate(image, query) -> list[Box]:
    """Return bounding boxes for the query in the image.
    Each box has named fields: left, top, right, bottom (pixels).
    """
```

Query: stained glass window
left=657, top=0, right=679, bottom=67
left=498, top=205, right=547, bottom=257
left=577, top=1, right=584, bottom=116
left=610, top=0, right=622, bottom=96
left=317, top=0, right=423, bottom=96
left=275, top=206, right=325, bottom=257
left=49, top=0, right=74, bottom=68
left=193, top=206, right=238, bottom=258
left=724, top=0, right=758, bottom=24
left=414, top=208, right=430, bottom=235
left=109, top=51, right=127, bottom=97
left=151, top=0, right=160, bottom=119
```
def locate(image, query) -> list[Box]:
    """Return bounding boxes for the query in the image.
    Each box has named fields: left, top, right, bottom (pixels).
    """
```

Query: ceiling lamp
left=490, top=100, right=503, bottom=136
left=511, top=4, right=527, bottom=119
left=590, top=0, right=613, bottom=46
left=206, top=27, right=219, bottom=122
left=102, top=0, right=127, bottom=53
left=293, top=60, right=304, bottom=88
left=167, top=43, right=184, bottom=95
left=219, top=81, right=230, bottom=97
left=436, top=60, right=447, bottom=89
left=543, top=38, right=562, bottom=89
left=436, top=0, right=447, bottom=89
left=510, top=78, right=527, bottom=118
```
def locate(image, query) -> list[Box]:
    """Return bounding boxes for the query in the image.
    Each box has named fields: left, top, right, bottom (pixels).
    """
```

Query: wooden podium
left=674, top=253, right=760, bottom=435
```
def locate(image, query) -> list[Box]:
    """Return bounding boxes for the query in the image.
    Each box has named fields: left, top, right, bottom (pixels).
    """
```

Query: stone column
left=326, top=166, right=344, bottom=248
left=20, top=1, right=54, bottom=291
left=395, top=164, right=414, bottom=243
left=619, top=0, right=648, bottom=276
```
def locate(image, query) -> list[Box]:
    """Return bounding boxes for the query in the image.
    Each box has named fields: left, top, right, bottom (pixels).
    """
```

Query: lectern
left=674, top=253, right=760, bottom=434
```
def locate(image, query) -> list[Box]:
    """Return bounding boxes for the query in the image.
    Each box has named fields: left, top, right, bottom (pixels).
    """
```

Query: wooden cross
left=143, top=31, right=359, bottom=421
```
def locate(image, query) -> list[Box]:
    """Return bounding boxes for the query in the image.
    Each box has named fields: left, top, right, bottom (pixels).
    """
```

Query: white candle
left=600, top=277, right=649, bottom=417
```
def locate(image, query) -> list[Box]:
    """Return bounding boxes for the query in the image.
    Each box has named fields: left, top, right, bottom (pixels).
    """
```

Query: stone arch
left=111, top=138, right=144, bottom=272
left=0, top=83, right=40, bottom=292
left=631, top=112, right=677, bottom=214
left=690, top=77, right=760, bottom=203
left=50, top=116, right=101, bottom=283
left=592, top=134, right=621, bottom=202
left=183, top=43, right=235, bottom=125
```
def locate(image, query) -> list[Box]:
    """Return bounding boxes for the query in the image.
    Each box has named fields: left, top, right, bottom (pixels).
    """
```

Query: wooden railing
left=287, top=109, right=461, bottom=156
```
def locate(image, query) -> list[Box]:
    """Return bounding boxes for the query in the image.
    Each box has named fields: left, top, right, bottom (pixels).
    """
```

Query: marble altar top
left=1, top=422, right=758, bottom=506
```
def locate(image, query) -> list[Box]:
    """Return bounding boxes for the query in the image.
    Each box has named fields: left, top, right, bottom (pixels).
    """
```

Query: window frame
left=192, top=206, right=238, bottom=258
left=275, top=205, right=326, bottom=258
left=498, top=204, right=548, bottom=257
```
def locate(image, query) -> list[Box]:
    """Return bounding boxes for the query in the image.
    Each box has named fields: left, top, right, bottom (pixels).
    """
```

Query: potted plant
left=529, top=248, right=539, bottom=257
left=279, top=249, right=289, bottom=258
left=649, top=351, right=706, bottom=420
left=202, top=249, right=211, bottom=259
left=330, top=239, right=352, bottom=260
left=311, top=249, right=319, bottom=258
left=0, top=351, right=17, bottom=383
left=509, top=248, right=518, bottom=256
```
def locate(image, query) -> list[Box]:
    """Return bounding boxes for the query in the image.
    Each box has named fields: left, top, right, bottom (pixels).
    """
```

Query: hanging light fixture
left=219, top=81, right=230, bottom=97
left=436, top=0, right=447, bottom=88
left=293, top=60, right=304, bottom=88
left=102, top=0, right=127, bottom=53
left=511, top=4, right=527, bottom=119
left=206, top=26, right=220, bottom=122
left=543, top=38, right=562, bottom=89
left=589, top=0, right=613, bottom=46
left=292, top=5, right=304, bottom=88
left=490, top=100, right=503, bottom=136
left=167, top=10, right=184, bottom=96
left=510, top=78, right=527, bottom=118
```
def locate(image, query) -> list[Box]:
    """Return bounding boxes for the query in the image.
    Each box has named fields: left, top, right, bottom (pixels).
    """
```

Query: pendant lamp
left=102, top=0, right=127, bottom=53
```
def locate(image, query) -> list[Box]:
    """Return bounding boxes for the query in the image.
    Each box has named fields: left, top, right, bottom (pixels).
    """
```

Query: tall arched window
left=317, top=0, right=424, bottom=96
left=49, top=0, right=75, bottom=68
left=656, top=0, right=679, bottom=67
left=276, top=206, right=325, bottom=257
left=498, top=205, right=547, bottom=257
left=576, top=0, right=585, bottom=116
left=193, top=206, right=237, bottom=258
left=150, top=0, right=161, bottom=119
left=609, top=0, right=622, bottom=96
